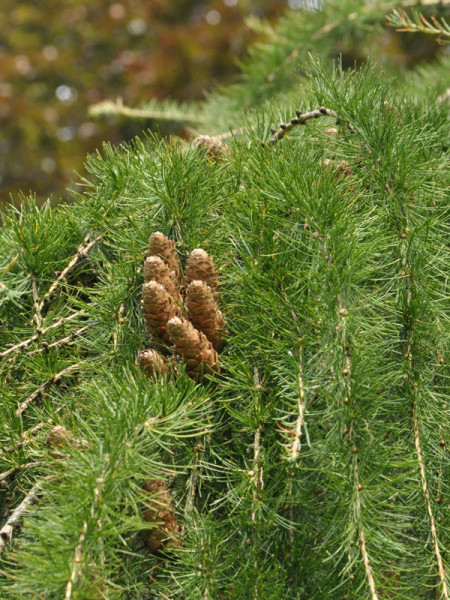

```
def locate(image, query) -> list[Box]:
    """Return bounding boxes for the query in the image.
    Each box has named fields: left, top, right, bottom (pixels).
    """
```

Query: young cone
left=143, top=256, right=181, bottom=303
left=185, top=280, right=226, bottom=350
left=167, top=316, right=220, bottom=380
left=141, top=280, right=180, bottom=344
left=146, top=232, right=181, bottom=279
left=186, top=249, right=219, bottom=301
left=137, top=348, right=170, bottom=378
left=142, top=479, right=179, bottom=555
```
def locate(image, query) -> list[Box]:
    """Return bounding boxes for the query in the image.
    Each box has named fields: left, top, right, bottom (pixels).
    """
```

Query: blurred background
left=0, top=0, right=445, bottom=206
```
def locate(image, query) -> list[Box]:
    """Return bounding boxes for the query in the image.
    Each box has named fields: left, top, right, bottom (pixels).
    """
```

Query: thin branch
left=28, top=327, right=88, bottom=357
left=0, top=311, right=85, bottom=359
left=355, top=463, right=379, bottom=600
left=386, top=9, right=450, bottom=40
left=64, top=464, right=107, bottom=599
left=399, top=231, right=449, bottom=599
left=291, top=348, right=306, bottom=462
left=413, top=405, right=449, bottom=599
left=3, top=406, right=64, bottom=453
left=113, top=303, right=125, bottom=351
left=15, top=363, right=80, bottom=416
left=65, top=521, right=88, bottom=600
left=264, top=107, right=335, bottom=145
left=0, top=481, right=43, bottom=555
left=36, top=233, right=104, bottom=313
left=31, top=278, right=43, bottom=329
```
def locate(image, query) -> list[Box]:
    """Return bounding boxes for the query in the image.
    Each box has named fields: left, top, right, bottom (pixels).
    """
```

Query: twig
left=264, top=107, right=335, bottom=145
left=3, top=406, right=64, bottom=453
left=413, top=405, right=449, bottom=599
left=65, top=521, right=88, bottom=600
left=113, top=303, right=125, bottom=351
left=15, top=363, right=80, bottom=416
left=31, top=278, right=43, bottom=329
left=250, top=367, right=264, bottom=525
left=399, top=232, right=449, bottom=599
left=0, top=481, right=43, bottom=554
left=28, top=327, right=88, bottom=357
left=36, top=233, right=104, bottom=313
left=291, top=349, right=306, bottom=461
left=355, top=463, right=379, bottom=600
left=0, top=311, right=84, bottom=359
left=64, top=463, right=107, bottom=599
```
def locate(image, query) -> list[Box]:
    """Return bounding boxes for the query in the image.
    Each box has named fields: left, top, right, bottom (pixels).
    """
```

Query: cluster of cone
left=138, top=232, right=225, bottom=381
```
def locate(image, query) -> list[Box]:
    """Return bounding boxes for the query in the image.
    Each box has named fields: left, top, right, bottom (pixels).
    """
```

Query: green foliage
left=0, top=6, right=449, bottom=599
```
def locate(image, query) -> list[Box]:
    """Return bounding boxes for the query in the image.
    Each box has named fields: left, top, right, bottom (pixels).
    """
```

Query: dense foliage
left=0, top=2, right=449, bottom=599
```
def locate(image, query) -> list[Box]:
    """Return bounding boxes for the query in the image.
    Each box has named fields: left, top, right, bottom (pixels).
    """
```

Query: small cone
left=138, top=349, right=170, bottom=378
left=46, top=426, right=81, bottom=458
left=146, top=232, right=181, bottom=279
left=185, top=280, right=226, bottom=350
left=186, top=249, right=219, bottom=301
left=142, top=281, right=180, bottom=344
left=143, top=256, right=181, bottom=303
left=193, top=135, right=231, bottom=158
left=142, top=479, right=179, bottom=555
left=167, top=317, right=219, bottom=380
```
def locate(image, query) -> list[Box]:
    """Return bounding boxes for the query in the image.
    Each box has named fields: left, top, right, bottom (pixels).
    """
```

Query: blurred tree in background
left=0, top=0, right=285, bottom=204
left=0, top=0, right=445, bottom=205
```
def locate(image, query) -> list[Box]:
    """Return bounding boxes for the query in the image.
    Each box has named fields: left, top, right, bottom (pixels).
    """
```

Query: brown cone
left=143, top=256, right=181, bottom=303
left=185, top=280, right=226, bottom=350
left=146, top=232, right=181, bottom=279
left=186, top=249, right=219, bottom=301
left=137, top=349, right=170, bottom=378
left=167, top=316, right=219, bottom=380
left=193, top=135, right=231, bottom=159
left=142, top=281, right=180, bottom=344
left=46, top=426, right=82, bottom=458
left=142, top=479, right=179, bottom=555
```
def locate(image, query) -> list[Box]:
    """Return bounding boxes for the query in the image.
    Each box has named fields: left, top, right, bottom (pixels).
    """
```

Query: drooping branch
left=15, top=363, right=81, bottom=416
left=36, top=233, right=104, bottom=313
left=0, top=311, right=85, bottom=359
left=0, top=481, right=43, bottom=555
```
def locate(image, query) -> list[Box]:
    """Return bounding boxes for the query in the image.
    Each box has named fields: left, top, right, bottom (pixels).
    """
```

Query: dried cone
left=143, top=256, right=181, bottom=303
left=46, top=426, right=81, bottom=458
left=142, top=281, right=180, bottom=344
left=146, top=232, right=181, bottom=279
left=185, top=280, right=226, bottom=350
left=167, top=317, right=219, bottom=380
left=142, top=479, right=178, bottom=555
left=193, top=134, right=231, bottom=158
left=186, top=249, right=219, bottom=301
left=138, top=349, right=170, bottom=378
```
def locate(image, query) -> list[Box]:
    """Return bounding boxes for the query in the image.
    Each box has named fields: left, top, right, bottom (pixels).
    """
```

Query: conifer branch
left=264, top=107, right=334, bottom=145
left=28, top=327, right=88, bottom=357
left=4, top=407, right=64, bottom=453
left=250, top=368, right=264, bottom=526
left=15, top=363, right=81, bottom=416
left=113, top=303, right=125, bottom=351
left=386, top=8, right=450, bottom=40
left=65, top=521, right=88, bottom=600
left=65, top=463, right=107, bottom=599
left=399, top=232, right=449, bottom=599
left=36, top=233, right=104, bottom=313
left=338, top=301, right=380, bottom=599
left=0, top=311, right=85, bottom=359
left=413, top=404, right=449, bottom=599
left=291, top=349, right=305, bottom=462
left=31, top=277, right=43, bottom=329
left=0, top=481, right=43, bottom=555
